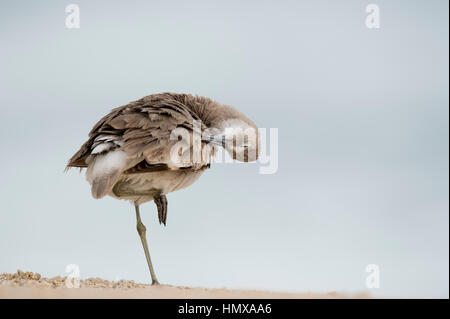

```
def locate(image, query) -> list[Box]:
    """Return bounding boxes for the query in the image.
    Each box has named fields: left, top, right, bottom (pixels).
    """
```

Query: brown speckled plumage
left=66, top=92, right=259, bottom=285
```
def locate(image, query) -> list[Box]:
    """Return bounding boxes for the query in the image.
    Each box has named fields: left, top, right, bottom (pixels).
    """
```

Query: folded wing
left=66, top=93, right=214, bottom=199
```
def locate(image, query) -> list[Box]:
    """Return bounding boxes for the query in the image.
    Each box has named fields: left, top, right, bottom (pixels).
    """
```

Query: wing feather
left=66, top=93, right=212, bottom=172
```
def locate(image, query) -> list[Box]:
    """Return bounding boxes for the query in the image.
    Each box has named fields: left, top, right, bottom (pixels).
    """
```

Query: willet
left=66, top=93, right=259, bottom=285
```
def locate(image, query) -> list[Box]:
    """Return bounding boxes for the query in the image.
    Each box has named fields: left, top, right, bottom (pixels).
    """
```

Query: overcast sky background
left=0, top=0, right=448, bottom=298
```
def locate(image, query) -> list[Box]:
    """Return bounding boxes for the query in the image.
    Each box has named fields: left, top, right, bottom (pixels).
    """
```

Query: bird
left=66, top=92, right=259, bottom=285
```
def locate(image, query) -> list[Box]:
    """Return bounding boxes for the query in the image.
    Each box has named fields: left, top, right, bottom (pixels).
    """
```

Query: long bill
left=201, top=134, right=227, bottom=148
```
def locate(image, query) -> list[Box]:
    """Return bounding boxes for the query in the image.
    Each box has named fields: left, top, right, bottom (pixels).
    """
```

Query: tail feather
left=86, top=150, right=128, bottom=199
left=91, top=174, right=118, bottom=199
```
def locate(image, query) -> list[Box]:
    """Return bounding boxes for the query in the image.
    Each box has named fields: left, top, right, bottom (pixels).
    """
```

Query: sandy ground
left=0, top=270, right=370, bottom=299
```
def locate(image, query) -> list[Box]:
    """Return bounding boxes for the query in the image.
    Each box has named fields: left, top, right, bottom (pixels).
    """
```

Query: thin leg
left=135, top=203, right=160, bottom=285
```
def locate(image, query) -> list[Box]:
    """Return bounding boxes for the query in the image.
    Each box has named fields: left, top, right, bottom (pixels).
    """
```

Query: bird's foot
left=151, top=279, right=160, bottom=286
left=154, top=195, right=168, bottom=226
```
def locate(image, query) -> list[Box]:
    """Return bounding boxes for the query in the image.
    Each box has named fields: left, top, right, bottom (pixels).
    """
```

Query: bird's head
left=202, top=118, right=259, bottom=162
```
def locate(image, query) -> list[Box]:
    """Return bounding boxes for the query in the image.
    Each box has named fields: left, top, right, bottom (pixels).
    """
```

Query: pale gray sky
left=0, top=0, right=448, bottom=298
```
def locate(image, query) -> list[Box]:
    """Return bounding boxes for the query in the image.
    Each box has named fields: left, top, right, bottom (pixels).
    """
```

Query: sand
left=0, top=270, right=369, bottom=299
